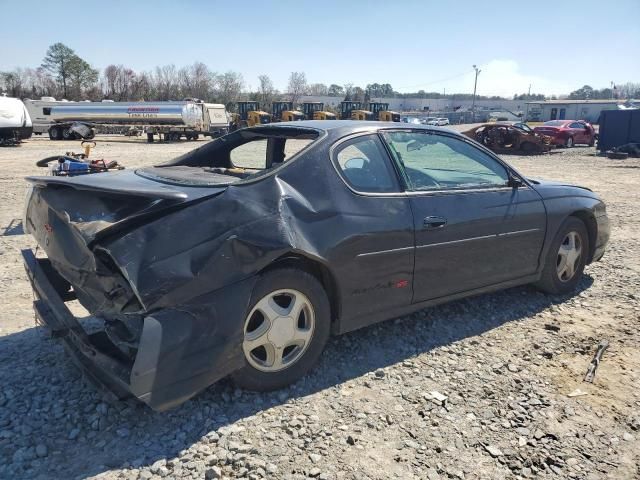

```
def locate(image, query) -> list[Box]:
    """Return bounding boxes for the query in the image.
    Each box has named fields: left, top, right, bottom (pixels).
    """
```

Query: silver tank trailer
left=49, top=102, right=202, bottom=127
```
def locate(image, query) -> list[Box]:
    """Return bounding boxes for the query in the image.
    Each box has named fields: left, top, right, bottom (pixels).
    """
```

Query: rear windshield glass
left=136, top=127, right=320, bottom=187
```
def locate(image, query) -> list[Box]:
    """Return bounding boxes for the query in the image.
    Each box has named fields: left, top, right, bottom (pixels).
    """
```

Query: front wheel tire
left=231, top=268, right=330, bottom=391
left=535, top=217, right=589, bottom=295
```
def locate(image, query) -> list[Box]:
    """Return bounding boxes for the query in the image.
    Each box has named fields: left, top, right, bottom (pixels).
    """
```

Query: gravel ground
left=0, top=134, right=638, bottom=480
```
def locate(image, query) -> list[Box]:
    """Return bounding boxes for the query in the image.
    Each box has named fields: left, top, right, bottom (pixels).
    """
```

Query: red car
left=533, top=120, right=596, bottom=148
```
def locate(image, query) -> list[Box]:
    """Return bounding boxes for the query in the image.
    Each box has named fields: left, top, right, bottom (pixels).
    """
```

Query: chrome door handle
left=423, top=216, right=447, bottom=229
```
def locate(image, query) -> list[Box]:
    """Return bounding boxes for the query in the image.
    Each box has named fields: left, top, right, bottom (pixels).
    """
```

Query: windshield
left=543, top=120, right=567, bottom=126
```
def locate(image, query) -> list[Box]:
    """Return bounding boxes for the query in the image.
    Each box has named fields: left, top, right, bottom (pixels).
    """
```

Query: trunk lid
left=534, top=126, right=560, bottom=135
left=24, top=169, right=227, bottom=314
left=25, top=169, right=226, bottom=245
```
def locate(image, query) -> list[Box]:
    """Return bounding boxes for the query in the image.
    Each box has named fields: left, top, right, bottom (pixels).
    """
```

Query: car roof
left=248, top=120, right=460, bottom=137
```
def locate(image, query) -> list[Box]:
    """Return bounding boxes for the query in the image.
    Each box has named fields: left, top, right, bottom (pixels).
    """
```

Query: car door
left=329, top=133, right=415, bottom=327
left=380, top=129, right=547, bottom=303
left=568, top=122, right=582, bottom=143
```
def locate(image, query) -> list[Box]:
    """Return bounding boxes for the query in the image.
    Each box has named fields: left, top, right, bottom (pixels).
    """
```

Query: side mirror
left=508, top=172, right=524, bottom=188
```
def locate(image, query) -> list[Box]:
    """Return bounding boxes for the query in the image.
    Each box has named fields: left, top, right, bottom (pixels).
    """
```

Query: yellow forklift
left=340, top=101, right=374, bottom=120
left=272, top=101, right=305, bottom=122
left=302, top=102, right=336, bottom=120
left=351, top=109, right=374, bottom=120
left=369, top=102, right=401, bottom=122
left=230, top=101, right=271, bottom=130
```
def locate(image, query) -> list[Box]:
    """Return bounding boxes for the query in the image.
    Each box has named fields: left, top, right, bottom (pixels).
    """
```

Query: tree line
left=1, top=43, right=638, bottom=108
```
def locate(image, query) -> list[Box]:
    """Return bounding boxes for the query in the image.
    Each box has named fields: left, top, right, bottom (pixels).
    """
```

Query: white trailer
left=0, top=96, right=33, bottom=145
left=24, top=98, right=228, bottom=141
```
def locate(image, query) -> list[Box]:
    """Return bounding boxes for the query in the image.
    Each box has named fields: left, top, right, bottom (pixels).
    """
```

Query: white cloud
left=444, top=60, right=573, bottom=98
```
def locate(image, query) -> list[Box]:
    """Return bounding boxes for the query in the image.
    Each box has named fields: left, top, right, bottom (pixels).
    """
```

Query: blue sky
left=1, top=0, right=638, bottom=96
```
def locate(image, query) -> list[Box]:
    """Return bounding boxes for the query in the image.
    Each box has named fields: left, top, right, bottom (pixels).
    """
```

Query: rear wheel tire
left=231, top=268, right=330, bottom=392
left=49, top=127, right=61, bottom=140
left=535, top=217, right=589, bottom=295
left=565, top=136, right=574, bottom=148
left=62, top=128, right=72, bottom=140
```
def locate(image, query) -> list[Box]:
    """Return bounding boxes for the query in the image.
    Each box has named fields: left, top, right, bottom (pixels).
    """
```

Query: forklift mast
left=302, top=102, right=324, bottom=120
left=272, top=101, right=294, bottom=120
left=368, top=102, right=390, bottom=120
left=237, top=101, right=260, bottom=121
left=340, top=101, right=362, bottom=120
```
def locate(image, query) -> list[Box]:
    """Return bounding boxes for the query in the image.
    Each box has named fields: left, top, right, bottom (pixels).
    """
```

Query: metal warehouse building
left=525, top=100, right=625, bottom=123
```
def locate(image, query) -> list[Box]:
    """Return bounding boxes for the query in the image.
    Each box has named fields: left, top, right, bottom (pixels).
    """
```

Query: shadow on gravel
left=0, top=275, right=594, bottom=479
left=1, top=218, right=24, bottom=236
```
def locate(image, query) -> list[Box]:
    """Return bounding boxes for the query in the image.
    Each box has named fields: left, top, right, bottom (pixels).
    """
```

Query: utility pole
left=528, top=84, right=531, bottom=97
left=471, top=65, right=481, bottom=122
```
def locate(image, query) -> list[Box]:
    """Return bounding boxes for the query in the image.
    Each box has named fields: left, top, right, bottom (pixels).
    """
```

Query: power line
left=396, top=64, right=485, bottom=90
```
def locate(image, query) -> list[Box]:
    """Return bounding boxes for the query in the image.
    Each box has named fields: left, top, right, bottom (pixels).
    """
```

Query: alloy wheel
left=242, top=289, right=315, bottom=372
left=556, top=231, right=582, bottom=282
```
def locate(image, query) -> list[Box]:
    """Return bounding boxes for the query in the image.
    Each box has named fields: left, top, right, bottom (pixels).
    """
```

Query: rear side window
left=230, top=138, right=268, bottom=169
left=334, top=135, right=399, bottom=193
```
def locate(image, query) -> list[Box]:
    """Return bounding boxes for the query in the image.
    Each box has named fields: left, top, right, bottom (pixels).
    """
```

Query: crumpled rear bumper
left=22, top=248, right=252, bottom=411
left=22, top=248, right=133, bottom=400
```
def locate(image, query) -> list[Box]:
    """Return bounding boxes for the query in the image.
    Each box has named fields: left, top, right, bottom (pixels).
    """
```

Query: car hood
left=528, top=177, right=598, bottom=198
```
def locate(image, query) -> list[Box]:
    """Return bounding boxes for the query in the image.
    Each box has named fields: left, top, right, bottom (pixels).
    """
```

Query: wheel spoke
left=564, top=259, right=574, bottom=279
left=285, top=293, right=306, bottom=322
left=291, top=326, right=313, bottom=345
left=244, top=321, right=270, bottom=352
left=264, top=344, right=284, bottom=369
left=255, top=296, right=287, bottom=322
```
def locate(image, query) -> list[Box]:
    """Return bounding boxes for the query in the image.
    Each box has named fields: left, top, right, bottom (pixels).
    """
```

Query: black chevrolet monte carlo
left=22, top=121, right=609, bottom=411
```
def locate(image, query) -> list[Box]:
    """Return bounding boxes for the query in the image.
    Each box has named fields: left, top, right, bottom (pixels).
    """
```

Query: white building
left=524, top=100, right=626, bottom=123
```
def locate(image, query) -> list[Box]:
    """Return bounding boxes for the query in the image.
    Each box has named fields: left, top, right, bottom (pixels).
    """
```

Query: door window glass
left=381, top=131, right=508, bottom=191
left=334, top=135, right=399, bottom=193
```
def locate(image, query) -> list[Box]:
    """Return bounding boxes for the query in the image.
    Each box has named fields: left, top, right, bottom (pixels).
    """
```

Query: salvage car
left=533, top=120, right=596, bottom=147
left=22, top=121, right=609, bottom=411
left=427, top=117, right=450, bottom=126
left=462, top=122, right=551, bottom=154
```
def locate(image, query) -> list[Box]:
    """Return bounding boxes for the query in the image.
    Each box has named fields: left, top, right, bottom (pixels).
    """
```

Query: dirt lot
left=0, top=133, right=638, bottom=480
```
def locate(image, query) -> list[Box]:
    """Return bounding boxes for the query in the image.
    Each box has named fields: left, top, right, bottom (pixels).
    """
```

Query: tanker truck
left=25, top=99, right=228, bottom=142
